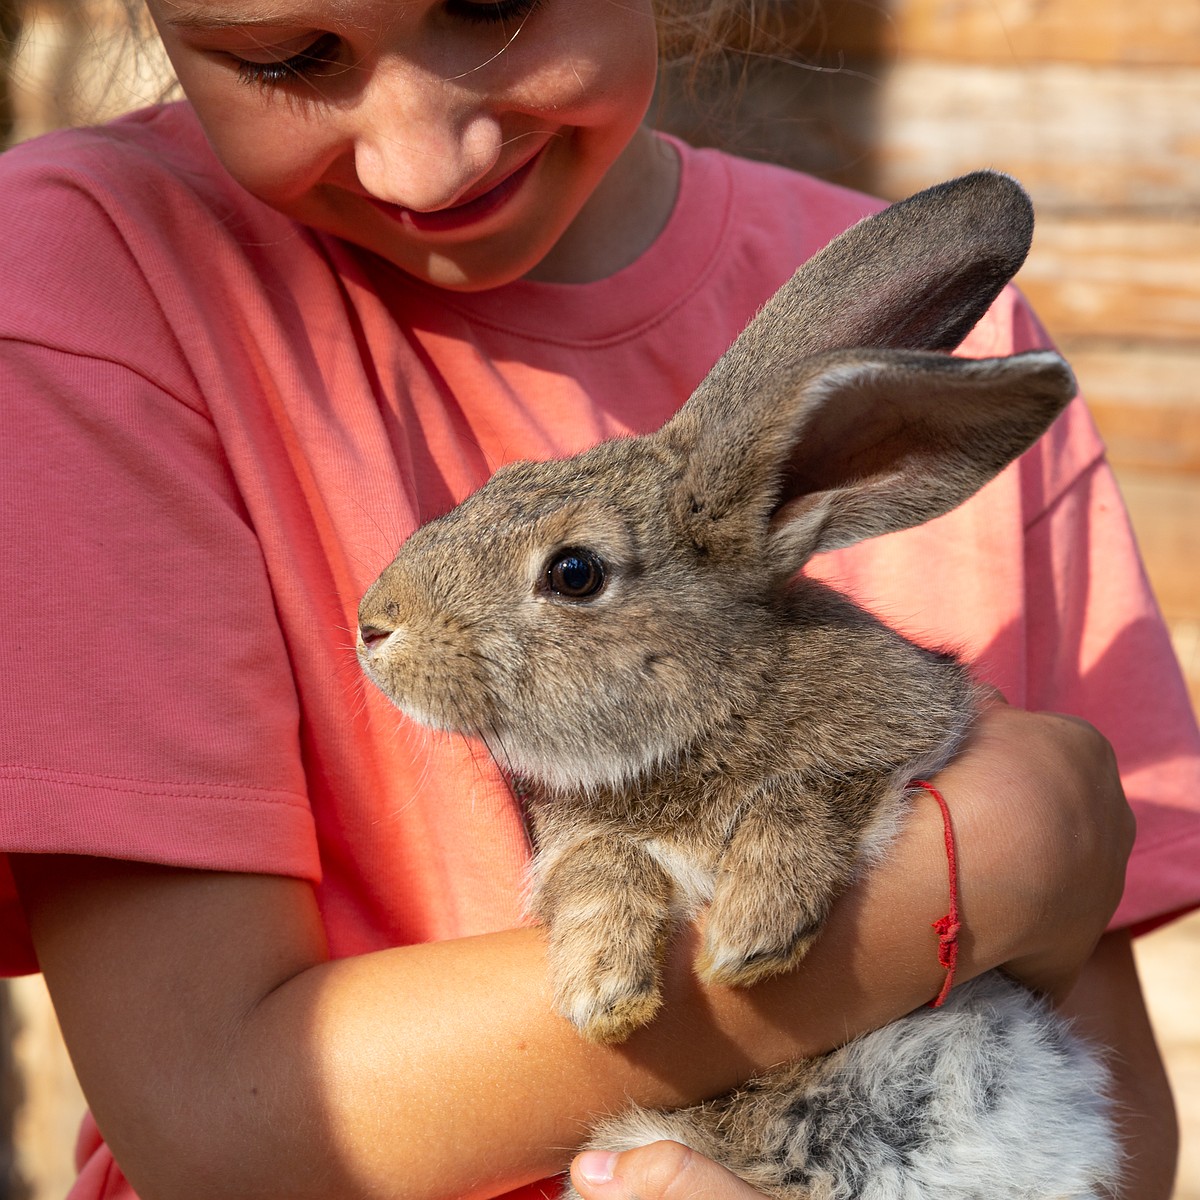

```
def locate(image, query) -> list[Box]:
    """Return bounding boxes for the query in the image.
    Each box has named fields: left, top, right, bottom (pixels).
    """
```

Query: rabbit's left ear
left=669, top=348, right=1076, bottom=573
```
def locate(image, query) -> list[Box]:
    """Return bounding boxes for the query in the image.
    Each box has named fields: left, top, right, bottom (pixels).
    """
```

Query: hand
left=572, top=1143, right=764, bottom=1200
left=929, top=694, right=1135, bottom=1001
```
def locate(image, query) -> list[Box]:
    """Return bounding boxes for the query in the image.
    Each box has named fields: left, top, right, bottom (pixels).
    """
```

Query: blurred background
left=1, top=0, right=1197, bottom=1195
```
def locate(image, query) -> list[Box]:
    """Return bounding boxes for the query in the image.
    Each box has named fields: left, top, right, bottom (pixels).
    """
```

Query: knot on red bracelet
left=932, top=914, right=961, bottom=972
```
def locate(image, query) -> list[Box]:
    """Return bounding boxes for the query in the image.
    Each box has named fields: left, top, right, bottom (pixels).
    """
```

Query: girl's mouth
left=368, top=146, right=546, bottom=234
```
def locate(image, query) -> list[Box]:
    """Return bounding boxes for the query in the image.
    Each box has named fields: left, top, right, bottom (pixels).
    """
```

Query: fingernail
left=575, top=1150, right=619, bottom=1187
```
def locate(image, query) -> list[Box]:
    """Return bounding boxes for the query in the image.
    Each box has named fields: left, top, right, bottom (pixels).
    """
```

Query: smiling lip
left=367, top=146, right=546, bottom=235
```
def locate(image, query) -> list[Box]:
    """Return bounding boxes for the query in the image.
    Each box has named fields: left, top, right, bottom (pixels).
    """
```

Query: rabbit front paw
left=535, top=833, right=674, bottom=1044
left=551, top=936, right=665, bottom=1044
left=695, top=799, right=850, bottom=988
left=696, top=897, right=822, bottom=989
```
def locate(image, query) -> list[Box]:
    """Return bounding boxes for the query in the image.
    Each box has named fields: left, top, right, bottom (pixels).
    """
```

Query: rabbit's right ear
left=666, top=347, right=1075, bottom=574
left=677, top=173, right=1036, bottom=460
left=658, top=171, right=1055, bottom=568
left=708, top=171, right=1036, bottom=383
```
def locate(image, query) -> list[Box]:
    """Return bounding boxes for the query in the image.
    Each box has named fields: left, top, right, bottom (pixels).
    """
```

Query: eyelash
left=235, top=33, right=340, bottom=86
left=445, top=0, right=544, bottom=23
left=234, top=0, right=545, bottom=86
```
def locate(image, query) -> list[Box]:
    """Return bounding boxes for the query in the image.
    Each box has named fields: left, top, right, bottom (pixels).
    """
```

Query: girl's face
left=147, top=0, right=672, bottom=290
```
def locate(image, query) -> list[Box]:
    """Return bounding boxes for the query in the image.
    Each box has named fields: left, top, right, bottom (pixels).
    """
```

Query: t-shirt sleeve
left=0, top=338, right=320, bottom=975
left=1021, top=435, right=1200, bottom=932
left=993, top=294, right=1200, bottom=931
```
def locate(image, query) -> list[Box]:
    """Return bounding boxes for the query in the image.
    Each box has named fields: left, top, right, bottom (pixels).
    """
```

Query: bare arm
left=12, top=703, right=1134, bottom=1200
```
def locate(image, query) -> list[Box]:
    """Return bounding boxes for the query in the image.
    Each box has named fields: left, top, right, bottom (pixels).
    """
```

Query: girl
left=1, top=3, right=1196, bottom=1198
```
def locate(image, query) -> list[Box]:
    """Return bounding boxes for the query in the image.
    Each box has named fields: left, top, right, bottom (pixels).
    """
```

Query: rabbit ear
left=722, top=171, right=1035, bottom=376
left=677, top=172, right=1036, bottom=454
left=676, top=348, right=1074, bottom=573
left=659, top=171, right=1060, bottom=569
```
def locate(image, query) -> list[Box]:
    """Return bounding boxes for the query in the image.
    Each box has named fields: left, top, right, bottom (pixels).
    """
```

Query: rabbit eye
left=546, top=549, right=606, bottom=600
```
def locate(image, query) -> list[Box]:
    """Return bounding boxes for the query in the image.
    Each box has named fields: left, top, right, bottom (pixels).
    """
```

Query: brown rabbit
left=357, top=172, right=1118, bottom=1198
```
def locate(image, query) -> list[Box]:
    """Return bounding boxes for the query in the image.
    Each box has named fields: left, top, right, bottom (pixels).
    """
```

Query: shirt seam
left=0, top=335, right=212, bottom=421
left=0, top=763, right=308, bottom=806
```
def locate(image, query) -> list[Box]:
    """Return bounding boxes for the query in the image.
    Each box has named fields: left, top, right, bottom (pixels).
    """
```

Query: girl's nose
left=351, top=63, right=505, bottom=212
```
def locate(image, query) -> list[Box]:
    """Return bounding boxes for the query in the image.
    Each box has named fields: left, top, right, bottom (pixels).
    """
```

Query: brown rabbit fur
left=358, top=173, right=1118, bottom=1197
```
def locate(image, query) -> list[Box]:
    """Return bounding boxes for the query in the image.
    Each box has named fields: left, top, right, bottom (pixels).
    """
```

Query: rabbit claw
left=556, top=970, right=663, bottom=1044
left=696, top=927, right=820, bottom=988
left=547, top=908, right=667, bottom=1043
left=697, top=891, right=823, bottom=988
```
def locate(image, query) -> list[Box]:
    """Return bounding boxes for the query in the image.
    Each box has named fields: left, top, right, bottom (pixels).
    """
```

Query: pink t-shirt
left=2, top=103, right=1198, bottom=1198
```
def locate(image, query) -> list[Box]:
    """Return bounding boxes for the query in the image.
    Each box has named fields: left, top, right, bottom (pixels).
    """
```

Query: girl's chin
left=365, top=236, right=559, bottom=293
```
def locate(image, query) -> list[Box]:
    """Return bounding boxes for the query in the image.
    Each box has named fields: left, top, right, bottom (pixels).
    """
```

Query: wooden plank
left=1017, top=217, right=1200, bottom=343
left=1062, top=343, right=1200, bottom=475
left=789, top=0, right=1200, bottom=68
left=1134, top=914, right=1200, bottom=1200
left=872, top=61, right=1200, bottom=209
left=8, top=975, right=87, bottom=1200
left=9, top=0, right=174, bottom=142
left=664, top=59, right=1200, bottom=211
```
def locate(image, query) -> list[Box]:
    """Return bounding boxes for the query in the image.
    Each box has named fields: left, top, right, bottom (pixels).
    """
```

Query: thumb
left=571, top=1141, right=763, bottom=1200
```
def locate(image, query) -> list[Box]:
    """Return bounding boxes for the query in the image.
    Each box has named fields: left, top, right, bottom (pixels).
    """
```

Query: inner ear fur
left=763, top=349, right=1076, bottom=568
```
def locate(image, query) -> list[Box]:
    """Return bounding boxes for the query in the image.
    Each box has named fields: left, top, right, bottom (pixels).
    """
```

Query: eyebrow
left=159, top=0, right=355, bottom=28
left=162, top=8, right=302, bottom=27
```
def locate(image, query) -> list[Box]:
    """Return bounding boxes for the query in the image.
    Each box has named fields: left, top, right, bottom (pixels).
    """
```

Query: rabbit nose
left=358, top=623, right=394, bottom=650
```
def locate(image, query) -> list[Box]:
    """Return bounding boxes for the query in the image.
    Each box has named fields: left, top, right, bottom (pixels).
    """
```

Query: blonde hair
left=654, top=1, right=804, bottom=70
left=3, top=0, right=812, bottom=147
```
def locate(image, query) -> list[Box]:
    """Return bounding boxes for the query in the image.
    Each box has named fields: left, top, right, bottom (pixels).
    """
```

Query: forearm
left=15, top=706, right=1132, bottom=1200
left=228, top=745, right=1118, bottom=1200
left=232, top=825, right=967, bottom=1200
left=16, top=794, right=994, bottom=1200
left=130, top=801, right=968, bottom=1200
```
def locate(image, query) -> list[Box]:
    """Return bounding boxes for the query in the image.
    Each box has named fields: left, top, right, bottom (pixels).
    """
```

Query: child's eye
left=444, top=0, right=546, bottom=24
left=233, top=32, right=342, bottom=86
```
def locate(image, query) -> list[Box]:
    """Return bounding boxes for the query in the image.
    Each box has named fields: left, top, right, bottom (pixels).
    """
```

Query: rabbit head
left=358, top=172, right=1076, bottom=794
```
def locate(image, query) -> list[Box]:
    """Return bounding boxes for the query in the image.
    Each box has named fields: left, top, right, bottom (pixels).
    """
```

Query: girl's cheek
left=190, top=87, right=345, bottom=207
left=552, top=30, right=654, bottom=115
left=220, top=131, right=335, bottom=207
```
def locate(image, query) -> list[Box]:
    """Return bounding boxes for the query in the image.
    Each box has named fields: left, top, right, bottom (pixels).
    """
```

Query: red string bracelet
left=911, top=779, right=960, bottom=1008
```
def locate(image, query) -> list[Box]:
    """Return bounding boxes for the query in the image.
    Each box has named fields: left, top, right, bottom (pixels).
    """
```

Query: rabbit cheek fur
left=359, top=172, right=1118, bottom=1197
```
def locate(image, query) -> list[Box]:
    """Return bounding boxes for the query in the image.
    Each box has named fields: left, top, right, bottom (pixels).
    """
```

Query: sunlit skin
left=146, top=0, right=680, bottom=290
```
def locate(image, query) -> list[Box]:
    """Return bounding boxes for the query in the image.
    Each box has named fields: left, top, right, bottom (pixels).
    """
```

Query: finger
left=571, top=1142, right=763, bottom=1200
